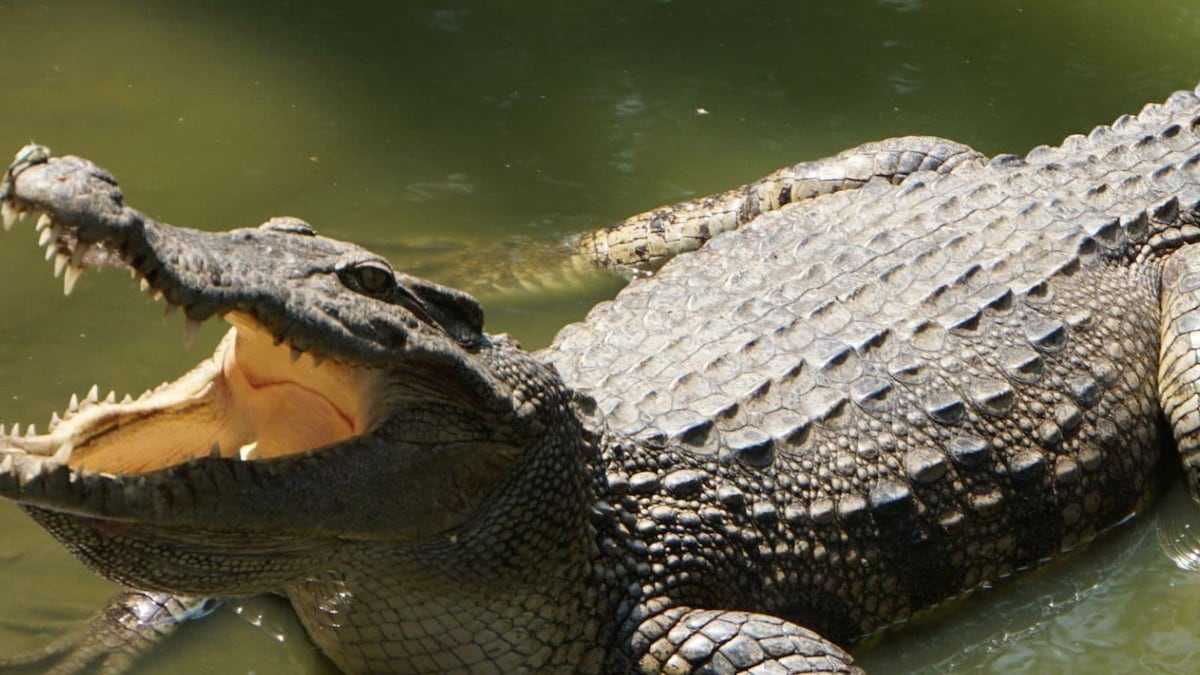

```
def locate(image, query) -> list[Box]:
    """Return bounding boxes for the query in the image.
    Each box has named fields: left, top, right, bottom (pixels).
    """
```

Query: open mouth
left=0, top=166, right=385, bottom=478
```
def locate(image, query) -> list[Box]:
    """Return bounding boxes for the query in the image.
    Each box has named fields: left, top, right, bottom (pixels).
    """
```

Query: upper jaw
left=1, top=144, right=429, bottom=363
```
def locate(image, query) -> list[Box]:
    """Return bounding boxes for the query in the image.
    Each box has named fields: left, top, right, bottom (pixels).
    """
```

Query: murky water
left=0, top=0, right=1198, bottom=672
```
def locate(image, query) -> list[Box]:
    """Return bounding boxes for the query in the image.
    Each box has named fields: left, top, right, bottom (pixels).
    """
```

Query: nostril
left=260, top=216, right=317, bottom=236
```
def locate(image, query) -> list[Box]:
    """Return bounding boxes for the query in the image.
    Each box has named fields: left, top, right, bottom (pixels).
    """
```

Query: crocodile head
left=0, top=146, right=559, bottom=594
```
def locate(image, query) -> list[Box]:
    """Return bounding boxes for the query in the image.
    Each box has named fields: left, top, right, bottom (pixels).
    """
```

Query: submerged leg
left=0, top=591, right=216, bottom=675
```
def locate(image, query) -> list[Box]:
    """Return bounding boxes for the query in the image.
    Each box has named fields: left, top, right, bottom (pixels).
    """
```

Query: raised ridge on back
left=546, top=89, right=1200, bottom=456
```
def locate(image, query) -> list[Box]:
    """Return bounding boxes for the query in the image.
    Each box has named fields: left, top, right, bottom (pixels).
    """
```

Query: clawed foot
left=0, top=591, right=216, bottom=675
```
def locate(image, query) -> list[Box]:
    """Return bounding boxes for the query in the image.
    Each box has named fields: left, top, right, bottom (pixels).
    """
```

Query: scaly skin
left=573, top=136, right=983, bottom=273
left=2, top=85, right=1200, bottom=673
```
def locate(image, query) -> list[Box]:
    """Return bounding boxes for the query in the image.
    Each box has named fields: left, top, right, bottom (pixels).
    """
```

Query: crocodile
left=2, top=82, right=1200, bottom=673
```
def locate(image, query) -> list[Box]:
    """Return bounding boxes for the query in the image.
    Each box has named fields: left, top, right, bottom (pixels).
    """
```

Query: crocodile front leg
left=619, top=606, right=861, bottom=674
left=1159, top=242, right=1200, bottom=497
left=0, top=590, right=215, bottom=674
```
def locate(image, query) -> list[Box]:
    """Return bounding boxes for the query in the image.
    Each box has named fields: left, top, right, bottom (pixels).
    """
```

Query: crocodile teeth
left=1, top=201, right=16, bottom=230
left=63, top=265, right=83, bottom=296
left=70, top=242, right=91, bottom=268
left=85, top=384, right=99, bottom=405
left=37, top=227, right=53, bottom=247
left=67, top=393, right=80, bottom=414
left=104, top=390, right=116, bottom=404
left=48, top=412, right=62, bottom=431
left=53, top=253, right=68, bottom=277
left=139, top=278, right=151, bottom=292
left=51, top=442, right=73, bottom=465
left=184, top=318, right=201, bottom=348
left=0, top=424, right=7, bottom=436
left=34, top=213, right=51, bottom=233
left=24, top=424, right=36, bottom=437
left=238, top=442, right=259, bottom=461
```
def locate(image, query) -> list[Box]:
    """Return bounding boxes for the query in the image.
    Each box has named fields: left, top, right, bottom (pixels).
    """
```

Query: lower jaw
left=20, top=322, right=369, bottom=477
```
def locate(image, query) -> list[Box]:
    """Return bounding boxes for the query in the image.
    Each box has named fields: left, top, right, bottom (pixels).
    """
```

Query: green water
left=0, top=0, right=1198, bottom=672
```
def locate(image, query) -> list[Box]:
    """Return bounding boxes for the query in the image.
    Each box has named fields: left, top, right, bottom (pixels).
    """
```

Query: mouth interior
left=9, top=309, right=382, bottom=475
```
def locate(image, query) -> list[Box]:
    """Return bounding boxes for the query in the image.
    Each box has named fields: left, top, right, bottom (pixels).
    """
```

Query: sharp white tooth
left=51, top=442, right=73, bottom=464
left=152, top=290, right=164, bottom=302
left=85, top=384, right=99, bottom=404
left=67, top=394, right=79, bottom=414
left=53, top=253, right=68, bottom=277
left=63, top=265, right=83, bottom=296
left=1, top=201, right=15, bottom=230
left=37, top=228, right=52, bottom=247
left=140, top=389, right=152, bottom=400
left=290, top=347, right=303, bottom=363
left=184, top=318, right=201, bottom=348
left=24, top=424, right=35, bottom=437
left=121, top=393, right=133, bottom=404
left=210, top=442, right=223, bottom=459
left=104, top=390, right=116, bottom=404
left=238, top=442, right=259, bottom=461
left=35, top=213, right=51, bottom=232
left=70, top=243, right=91, bottom=268
left=139, top=278, right=151, bottom=292
left=49, top=412, right=61, bottom=430
left=0, top=424, right=7, bottom=436
left=45, top=244, right=57, bottom=262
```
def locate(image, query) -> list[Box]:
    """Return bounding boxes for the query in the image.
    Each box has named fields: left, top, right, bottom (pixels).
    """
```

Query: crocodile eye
left=339, top=260, right=394, bottom=297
